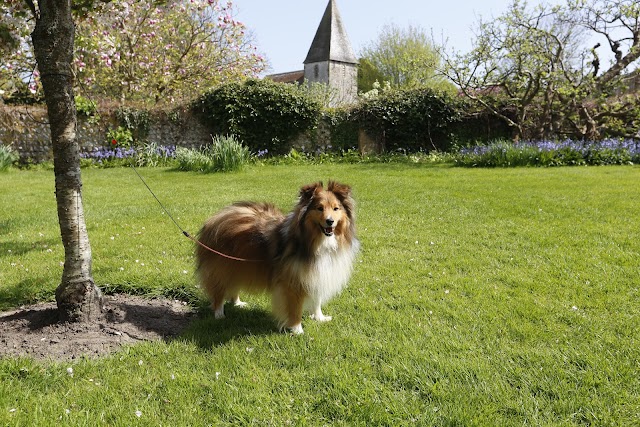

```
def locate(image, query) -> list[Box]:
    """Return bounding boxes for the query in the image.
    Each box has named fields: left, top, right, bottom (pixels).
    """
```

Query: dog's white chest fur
left=302, top=237, right=359, bottom=304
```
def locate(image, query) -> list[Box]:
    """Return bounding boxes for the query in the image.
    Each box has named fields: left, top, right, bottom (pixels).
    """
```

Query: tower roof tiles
left=303, top=0, right=358, bottom=65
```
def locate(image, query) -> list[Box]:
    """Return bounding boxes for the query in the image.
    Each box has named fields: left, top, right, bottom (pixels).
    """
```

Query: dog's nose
left=325, top=218, right=334, bottom=226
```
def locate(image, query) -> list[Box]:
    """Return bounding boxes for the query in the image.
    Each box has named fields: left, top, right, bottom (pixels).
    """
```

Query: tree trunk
left=31, top=0, right=102, bottom=322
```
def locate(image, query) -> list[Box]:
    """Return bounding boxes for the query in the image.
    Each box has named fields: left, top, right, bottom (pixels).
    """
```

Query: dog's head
left=298, top=181, right=355, bottom=238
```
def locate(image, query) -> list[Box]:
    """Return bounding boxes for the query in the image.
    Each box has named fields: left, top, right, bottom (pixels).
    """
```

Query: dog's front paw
left=310, top=313, right=332, bottom=322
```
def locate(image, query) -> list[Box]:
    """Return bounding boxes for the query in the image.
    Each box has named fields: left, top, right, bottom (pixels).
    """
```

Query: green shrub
left=175, top=135, right=250, bottom=173
left=75, top=95, right=99, bottom=120
left=133, top=142, right=175, bottom=167
left=323, top=109, right=359, bottom=152
left=585, top=147, right=631, bottom=165
left=0, top=145, right=18, bottom=171
left=116, top=107, right=150, bottom=142
left=175, top=147, right=210, bottom=172
left=192, top=79, right=322, bottom=155
left=350, top=87, right=464, bottom=152
left=554, top=146, right=586, bottom=166
left=209, top=135, right=251, bottom=172
left=106, top=126, right=134, bottom=149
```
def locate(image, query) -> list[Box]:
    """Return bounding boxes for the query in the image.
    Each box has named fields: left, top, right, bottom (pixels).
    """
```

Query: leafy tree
left=443, top=0, right=640, bottom=140
left=359, top=23, right=454, bottom=92
left=568, top=0, right=640, bottom=139
left=357, top=57, right=386, bottom=93
left=3, top=0, right=264, bottom=323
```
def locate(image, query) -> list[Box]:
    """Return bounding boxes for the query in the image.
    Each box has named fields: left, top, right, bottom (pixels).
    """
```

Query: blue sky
left=233, top=0, right=522, bottom=75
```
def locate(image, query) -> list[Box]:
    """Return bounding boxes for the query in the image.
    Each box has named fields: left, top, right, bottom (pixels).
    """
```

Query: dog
left=196, top=181, right=359, bottom=334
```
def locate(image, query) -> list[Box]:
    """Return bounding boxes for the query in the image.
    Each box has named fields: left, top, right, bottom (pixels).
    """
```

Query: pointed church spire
left=304, top=0, right=357, bottom=65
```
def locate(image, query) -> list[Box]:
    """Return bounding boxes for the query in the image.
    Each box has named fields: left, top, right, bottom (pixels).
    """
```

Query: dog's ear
left=299, top=181, right=323, bottom=205
left=328, top=181, right=351, bottom=197
left=328, top=181, right=355, bottom=219
left=297, top=182, right=323, bottom=223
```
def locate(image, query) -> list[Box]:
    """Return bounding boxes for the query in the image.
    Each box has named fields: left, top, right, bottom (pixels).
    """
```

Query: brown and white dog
left=196, top=181, right=359, bottom=334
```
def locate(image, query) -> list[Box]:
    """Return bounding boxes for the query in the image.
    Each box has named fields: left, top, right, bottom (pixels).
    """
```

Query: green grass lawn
left=1, top=164, right=639, bottom=426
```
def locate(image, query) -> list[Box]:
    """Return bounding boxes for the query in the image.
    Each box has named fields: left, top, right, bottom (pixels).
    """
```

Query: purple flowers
left=457, top=139, right=640, bottom=167
left=154, top=145, right=177, bottom=158
left=81, top=145, right=176, bottom=164
left=80, top=147, right=136, bottom=161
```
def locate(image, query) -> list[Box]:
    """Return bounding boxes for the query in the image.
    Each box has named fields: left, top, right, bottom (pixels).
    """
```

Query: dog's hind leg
left=208, top=285, right=226, bottom=319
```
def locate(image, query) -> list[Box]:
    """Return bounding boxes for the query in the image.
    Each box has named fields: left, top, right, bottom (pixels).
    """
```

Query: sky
left=233, top=0, right=521, bottom=75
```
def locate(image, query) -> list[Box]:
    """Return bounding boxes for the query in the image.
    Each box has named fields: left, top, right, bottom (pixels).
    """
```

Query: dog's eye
left=333, top=207, right=340, bottom=211
left=317, top=206, right=324, bottom=211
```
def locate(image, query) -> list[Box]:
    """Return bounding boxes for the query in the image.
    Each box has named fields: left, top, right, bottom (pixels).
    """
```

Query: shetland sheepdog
left=196, top=181, right=359, bottom=334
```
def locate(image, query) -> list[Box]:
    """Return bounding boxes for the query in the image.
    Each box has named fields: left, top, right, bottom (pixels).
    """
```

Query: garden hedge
left=192, top=79, right=322, bottom=155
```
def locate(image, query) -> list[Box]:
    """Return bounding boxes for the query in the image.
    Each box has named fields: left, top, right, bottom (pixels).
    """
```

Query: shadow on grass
left=0, top=278, right=55, bottom=311
left=0, top=238, right=60, bottom=258
left=179, top=303, right=278, bottom=348
left=0, top=219, right=12, bottom=235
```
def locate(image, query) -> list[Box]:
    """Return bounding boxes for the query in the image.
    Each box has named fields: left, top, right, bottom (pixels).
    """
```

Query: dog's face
left=299, top=181, right=354, bottom=238
left=306, top=189, right=345, bottom=237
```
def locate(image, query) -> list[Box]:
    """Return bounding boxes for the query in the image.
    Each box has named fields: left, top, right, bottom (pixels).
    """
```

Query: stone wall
left=290, top=118, right=333, bottom=154
left=1, top=105, right=53, bottom=162
left=0, top=105, right=213, bottom=163
left=1, top=104, right=346, bottom=163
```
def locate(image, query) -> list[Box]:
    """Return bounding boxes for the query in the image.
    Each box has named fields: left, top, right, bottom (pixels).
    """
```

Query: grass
left=1, top=163, right=639, bottom=425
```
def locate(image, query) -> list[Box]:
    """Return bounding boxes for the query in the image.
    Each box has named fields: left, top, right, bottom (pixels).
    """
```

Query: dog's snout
left=325, top=218, right=335, bottom=226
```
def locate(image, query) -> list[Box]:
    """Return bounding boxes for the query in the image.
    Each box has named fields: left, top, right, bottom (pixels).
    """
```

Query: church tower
left=303, top=0, right=358, bottom=106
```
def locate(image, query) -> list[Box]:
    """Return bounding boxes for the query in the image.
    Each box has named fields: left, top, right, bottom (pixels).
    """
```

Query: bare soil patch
left=0, top=294, right=195, bottom=361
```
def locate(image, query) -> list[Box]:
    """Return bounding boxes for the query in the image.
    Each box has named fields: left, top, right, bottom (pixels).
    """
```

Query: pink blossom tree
left=75, top=0, right=266, bottom=105
left=2, top=0, right=267, bottom=105
left=0, top=1, right=40, bottom=98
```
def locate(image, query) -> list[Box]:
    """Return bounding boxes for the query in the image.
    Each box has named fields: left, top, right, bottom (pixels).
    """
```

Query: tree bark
left=31, top=0, right=102, bottom=322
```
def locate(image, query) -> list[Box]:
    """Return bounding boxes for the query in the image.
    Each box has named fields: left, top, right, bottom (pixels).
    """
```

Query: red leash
left=183, top=230, right=262, bottom=262
left=131, top=165, right=263, bottom=263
